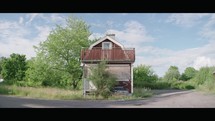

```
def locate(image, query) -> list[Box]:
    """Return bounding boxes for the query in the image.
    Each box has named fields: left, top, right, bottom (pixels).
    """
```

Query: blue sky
left=0, top=13, right=215, bottom=77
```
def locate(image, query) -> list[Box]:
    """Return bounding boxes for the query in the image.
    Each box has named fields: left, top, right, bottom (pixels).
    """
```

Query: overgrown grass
left=0, top=84, right=83, bottom=100
left=197, top=80, right=215, bottom=94
left=0, top=84, right=153, bottom=100
left=132, top=88, right=153, bottom=98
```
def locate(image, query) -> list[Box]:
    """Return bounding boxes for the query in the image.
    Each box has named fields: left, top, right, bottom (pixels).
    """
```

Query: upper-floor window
left=102, top=42, right=112, bottom=50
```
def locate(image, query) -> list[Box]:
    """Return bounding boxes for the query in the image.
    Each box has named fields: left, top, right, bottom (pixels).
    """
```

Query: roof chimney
left=106, top=34, right=115, bottom=39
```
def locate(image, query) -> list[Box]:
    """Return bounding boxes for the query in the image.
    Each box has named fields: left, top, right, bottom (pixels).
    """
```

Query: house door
left=102, top=42, right=112, bottom=60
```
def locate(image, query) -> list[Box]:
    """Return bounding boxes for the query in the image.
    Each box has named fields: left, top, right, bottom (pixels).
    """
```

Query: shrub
left=133, top=88, right=153, bottom=98
left=194, top=66, right=215, bottom=85
left=89, top=60, right=117, bottom=99
left=134, top=64, right=158, bottom=88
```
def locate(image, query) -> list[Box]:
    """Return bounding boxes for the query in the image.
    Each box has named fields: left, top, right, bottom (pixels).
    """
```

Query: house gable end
left=89, top=36, right=124, bottom=50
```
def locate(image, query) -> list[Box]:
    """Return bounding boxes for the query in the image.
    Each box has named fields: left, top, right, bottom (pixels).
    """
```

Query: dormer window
left=102, top=42, right=112, bottom=50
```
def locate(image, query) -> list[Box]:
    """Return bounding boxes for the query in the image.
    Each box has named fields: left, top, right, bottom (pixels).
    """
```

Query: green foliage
left=26, top=16, right=92, bottom=89
left=89, top=61, right=117, bottom=99
left=198, top=80, right=215, bottom=94
left=1, top=53, right=27, bottom=82
left=134, top=64, right=158, bottom=88
left=0, top=85, right=83, bottom=100
left=194, top=66, right=215, bottom=85
left=133, top=88, right=153, bottom=98
left=179, top=73, right=188, bottom=81
left=133, top=80, right=195, bottom=90
left=134, top=81, right=168, bottom=89
left=163, top=66, right=180, bottom=82
left=170, top=81, right=195, bottom=89
left=25, top=56, right=69, bottom=88
left=180, top=67, right=197, bottom=81
left=0, top=57, right=6, bottom=75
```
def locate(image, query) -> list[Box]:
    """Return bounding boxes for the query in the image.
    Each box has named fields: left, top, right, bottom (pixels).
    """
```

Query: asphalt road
left=1, top=90, right=215, bottom=108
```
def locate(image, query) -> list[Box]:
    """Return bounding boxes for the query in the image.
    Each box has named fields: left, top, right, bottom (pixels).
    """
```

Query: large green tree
left=163, top=66, right=180, bottom=82
left=180, top=67, right=197, bottom=81
left=28, top=16, right=92, bottom=89
left=1, top=53, right=27, bottom=81
left=134, top=64, right=158, bottom=87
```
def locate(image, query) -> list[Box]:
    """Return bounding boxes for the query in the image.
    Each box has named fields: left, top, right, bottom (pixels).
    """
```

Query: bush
left=193, top=66, right=215, bottom=85
left=133, top=88, right=153, bottom=98
left=133, top=80, right=195, bottom=90
left=134, top=64, right=158, bottom=88
left=134, top=81, right=171, bottom=89
left=89, top=60, right=117, bottom=99
left=15, top=80, right=42, bottom=87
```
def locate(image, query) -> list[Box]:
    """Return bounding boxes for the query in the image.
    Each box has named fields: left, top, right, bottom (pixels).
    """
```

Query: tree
left=163, top=66, right=180, bottom=82
left=1, top=53, right=27, bottom=81
left=89, top=60, right=117, bottom=99
left=0, top=57, right=6, bottom=75
left=194, top=66, right=215, bottom=85
left=25, top=56, right=63, bottom=87
left=134, top=64, right=158, bottom=87
left=180, top=67, right=197, bottom=81
left=29, top=16, right=92, bottom=89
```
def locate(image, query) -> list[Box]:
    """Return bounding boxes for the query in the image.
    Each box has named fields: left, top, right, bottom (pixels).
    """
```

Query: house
left=80, top=34, right=135, bottom=95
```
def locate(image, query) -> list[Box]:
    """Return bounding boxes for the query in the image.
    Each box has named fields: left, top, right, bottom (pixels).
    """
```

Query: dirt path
left=115, top=90, right=215, bottom=108
left=0, top=90, right=215, bottom=108
left=141, top=91, right=215, bottom=108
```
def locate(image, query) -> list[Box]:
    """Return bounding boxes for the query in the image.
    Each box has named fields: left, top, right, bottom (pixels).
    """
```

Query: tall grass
left=0, top=85, right=83, bottom=100
left=193, top=66, right=215, bottom=94
left=133, top=88, right=153, bottom=98
left=0, top=84, right=153, bottom=100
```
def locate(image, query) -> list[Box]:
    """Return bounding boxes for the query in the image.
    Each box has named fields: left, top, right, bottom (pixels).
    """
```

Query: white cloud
left=107, top=20, right=154, bottom=48
left=33, top=25, right=51, bottom=43
left=0, top=37, right=37, bottom=58
left=19, top=17, right=24, bottom=24
left=0, top=19, right=51, bottom=59
left=50, top=14, right=65, bottom=23
left=0, top=20, right=29, bottom=39
left=91, top=23, right=104, bottom=28
left=193, top=56, right=213, bottom=70
left=135, top=43, right=215, bottom=76
left=25, top=13, right=40, bottom=25
left=166, top=13, right=209, bottom=27
left=199, top=14, right=215, bottom=41
left=89, top=33, right=104, bottom=40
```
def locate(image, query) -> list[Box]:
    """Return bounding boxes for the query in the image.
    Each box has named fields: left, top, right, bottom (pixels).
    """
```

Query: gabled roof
left=89, top=35, right=124, bottom=49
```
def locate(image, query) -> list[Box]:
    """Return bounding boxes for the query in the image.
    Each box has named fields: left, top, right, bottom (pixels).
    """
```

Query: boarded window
left=106, top=64, right=130, bottom=81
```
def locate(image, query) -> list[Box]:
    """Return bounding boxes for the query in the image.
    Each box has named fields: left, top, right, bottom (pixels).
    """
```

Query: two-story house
left=80, top=34, right=135, bottom=95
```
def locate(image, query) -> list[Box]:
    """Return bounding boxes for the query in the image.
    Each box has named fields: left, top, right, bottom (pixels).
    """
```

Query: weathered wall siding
left=82, top=48, right=130, bottom=61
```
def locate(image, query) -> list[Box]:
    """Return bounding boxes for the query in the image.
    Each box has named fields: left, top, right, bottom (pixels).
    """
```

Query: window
left=102, top=42, right=112, bottom=50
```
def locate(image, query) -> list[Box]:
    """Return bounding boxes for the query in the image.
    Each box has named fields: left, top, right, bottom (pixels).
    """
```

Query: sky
left=0, top=13, right=215, bottom=77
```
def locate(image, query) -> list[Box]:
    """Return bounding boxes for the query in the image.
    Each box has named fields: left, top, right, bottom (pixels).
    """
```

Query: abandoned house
left=80, top=34, right=135, bottom=95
